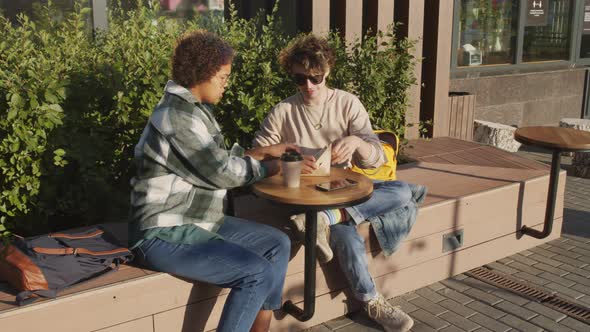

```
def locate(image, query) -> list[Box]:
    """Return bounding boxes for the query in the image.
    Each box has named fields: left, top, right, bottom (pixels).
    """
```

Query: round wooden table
left=514, top=126, right=590, bottom=239
left=253, top=168, right=373, bottom=322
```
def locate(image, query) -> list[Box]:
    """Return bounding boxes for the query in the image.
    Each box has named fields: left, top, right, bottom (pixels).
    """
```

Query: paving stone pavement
left=303, top=147, right=590, bottom=332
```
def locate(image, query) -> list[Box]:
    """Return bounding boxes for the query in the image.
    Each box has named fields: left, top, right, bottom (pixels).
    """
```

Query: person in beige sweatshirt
left=253, top=34, right=415, bottom=332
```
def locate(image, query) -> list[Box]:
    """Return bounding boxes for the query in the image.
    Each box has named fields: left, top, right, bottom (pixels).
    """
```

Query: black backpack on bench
left=0, top=226, right=133, bottom=305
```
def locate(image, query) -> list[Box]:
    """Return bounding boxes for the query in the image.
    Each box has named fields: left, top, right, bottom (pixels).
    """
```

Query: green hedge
left=0, top=1, right=416, bottom=237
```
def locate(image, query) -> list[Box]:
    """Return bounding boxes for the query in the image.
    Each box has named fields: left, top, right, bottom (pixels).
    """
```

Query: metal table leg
left=521, top=150, right=562, bottom=239
left=282, top=210, right=317, bottom=321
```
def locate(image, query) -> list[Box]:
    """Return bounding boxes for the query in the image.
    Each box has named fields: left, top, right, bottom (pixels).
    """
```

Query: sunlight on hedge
left=0, top=0, right=416, bottom=236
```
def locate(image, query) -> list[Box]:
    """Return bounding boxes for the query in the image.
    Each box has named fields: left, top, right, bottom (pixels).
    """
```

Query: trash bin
left=448, top=92, right=476, bottom=141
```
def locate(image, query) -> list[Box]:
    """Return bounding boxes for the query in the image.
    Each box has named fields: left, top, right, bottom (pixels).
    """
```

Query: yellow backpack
left=351, top=130, right=399, bottom=181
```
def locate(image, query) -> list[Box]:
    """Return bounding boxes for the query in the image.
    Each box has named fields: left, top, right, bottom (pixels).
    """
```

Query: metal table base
left=521, top=150, right=561, bottom=239
left=282, top=211, right=317, bottom=321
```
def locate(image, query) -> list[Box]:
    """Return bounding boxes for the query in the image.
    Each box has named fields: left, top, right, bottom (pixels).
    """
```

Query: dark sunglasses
left=291, top=73, right=324, bottom=86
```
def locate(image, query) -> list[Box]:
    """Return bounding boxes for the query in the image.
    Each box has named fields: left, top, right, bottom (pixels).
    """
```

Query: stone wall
left=450, top=69, right=586, bottom=127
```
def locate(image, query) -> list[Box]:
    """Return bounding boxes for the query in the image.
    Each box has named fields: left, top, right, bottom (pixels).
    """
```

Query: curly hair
left=171, top=30, right=234, bottom=88
left=278, top=34, right=335, bottom=75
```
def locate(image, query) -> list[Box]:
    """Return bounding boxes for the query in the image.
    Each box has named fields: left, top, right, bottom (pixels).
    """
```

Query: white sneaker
left=363, top=294, right=414, bottom=332
left=290, top=213, right=334, bottom=263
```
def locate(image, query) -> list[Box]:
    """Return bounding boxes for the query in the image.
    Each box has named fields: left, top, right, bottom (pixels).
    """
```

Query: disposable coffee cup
left=280, top=151, right=303, bottom=188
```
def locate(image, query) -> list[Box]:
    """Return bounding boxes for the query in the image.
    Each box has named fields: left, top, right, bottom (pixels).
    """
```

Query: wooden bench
left=0, top=138, right=565, bottom=332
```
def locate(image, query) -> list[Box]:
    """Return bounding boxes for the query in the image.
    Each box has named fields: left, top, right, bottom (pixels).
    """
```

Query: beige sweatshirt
left=253, top=89, right=385, bottom=169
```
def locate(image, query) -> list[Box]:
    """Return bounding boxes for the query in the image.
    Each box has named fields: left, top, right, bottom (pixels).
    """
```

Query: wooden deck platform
left=0, top=138, right=565, bottom=332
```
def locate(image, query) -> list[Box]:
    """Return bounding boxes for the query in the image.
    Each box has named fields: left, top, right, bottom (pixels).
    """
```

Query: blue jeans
left=133, top=216, right=291, bottom=332
left=331, top=180, right=412, bottom=301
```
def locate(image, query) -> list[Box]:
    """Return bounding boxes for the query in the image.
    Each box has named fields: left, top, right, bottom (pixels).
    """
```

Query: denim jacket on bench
left=368, top=183, right=427, bottom=257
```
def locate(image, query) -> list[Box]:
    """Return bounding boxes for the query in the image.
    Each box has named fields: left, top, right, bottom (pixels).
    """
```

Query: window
left=0, top=1, right=225, bottom=25
left=457, top=0, right=519, bottom=67
left=580, top=0, right=590, bottom=58
left=523, top=0, right=573, bottom=62
left=453, top=0, right=583, bottom=72
left=160, top=0, right=224, bottom=16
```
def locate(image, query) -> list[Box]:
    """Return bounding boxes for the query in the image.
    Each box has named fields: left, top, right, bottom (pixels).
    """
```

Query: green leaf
left=30, top=97, right=39, bottom=109
left=54, top=148, right=66, bottom=157
left=10, top=141, right=19, bottom=152
left=6, top=108, right=17, bottom=120
left=48, top=104, right=64, bottom=113
left=10, top=93, right=21, bottom=106
left=57, top=87, right=66, bottom=99
left=45, top=90, right=58, bottom=104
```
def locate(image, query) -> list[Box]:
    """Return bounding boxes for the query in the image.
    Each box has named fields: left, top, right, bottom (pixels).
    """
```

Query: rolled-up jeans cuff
left=355, top=289, right=378, bottom=302
left=345, top=206, right=366, bottom=225
left=261, top=300, right=282, bottom=311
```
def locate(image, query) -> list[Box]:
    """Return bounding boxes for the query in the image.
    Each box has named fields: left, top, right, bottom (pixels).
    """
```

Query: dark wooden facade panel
left=363, top=0, right=395, bottom=37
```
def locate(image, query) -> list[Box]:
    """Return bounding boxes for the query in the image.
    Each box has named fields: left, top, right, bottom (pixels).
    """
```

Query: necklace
left=302, top=89, right=331, bottom=130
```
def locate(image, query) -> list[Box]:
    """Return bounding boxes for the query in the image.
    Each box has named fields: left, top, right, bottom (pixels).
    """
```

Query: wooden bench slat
left=438, top=151, right=481, bottom=165
left=478, top=145, right=550, bottom=171
left=454, top=149, right=515, bottom=168
left=465, top=148, right=533, bottom=169
left=405, top=137, right=483, bottom=160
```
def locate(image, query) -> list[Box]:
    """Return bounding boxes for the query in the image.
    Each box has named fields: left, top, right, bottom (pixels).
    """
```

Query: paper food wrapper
left=301, top=145, right=331, bottom=177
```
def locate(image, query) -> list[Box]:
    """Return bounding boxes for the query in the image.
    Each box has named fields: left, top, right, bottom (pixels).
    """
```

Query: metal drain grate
left=466, top=266, right=553, bottom=301
left=466, top=266, right=590, bottom=324
left=544, top=297, right=590, bottom=322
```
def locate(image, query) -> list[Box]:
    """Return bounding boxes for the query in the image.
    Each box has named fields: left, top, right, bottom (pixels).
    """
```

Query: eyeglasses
left=218, top=74, right=230, bottom=85
left=291, top=73, right=324, bottom=86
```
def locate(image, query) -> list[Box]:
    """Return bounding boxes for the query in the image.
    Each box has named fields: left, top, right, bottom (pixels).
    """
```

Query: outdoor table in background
left=252, top=168, right=373, bottom=322
left=514, top=126, right=590, bottom=239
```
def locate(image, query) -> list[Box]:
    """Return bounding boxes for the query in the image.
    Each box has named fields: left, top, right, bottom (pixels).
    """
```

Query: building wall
left=450, top=68, right=586, bottom=127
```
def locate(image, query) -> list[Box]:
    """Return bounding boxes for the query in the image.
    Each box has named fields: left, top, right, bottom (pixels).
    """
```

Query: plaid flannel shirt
left=130, top=81, right=265, bottom=237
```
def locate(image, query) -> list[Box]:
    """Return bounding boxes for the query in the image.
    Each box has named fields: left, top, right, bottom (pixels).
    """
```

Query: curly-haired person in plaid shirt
left=129, top=30, right=297, bottom=332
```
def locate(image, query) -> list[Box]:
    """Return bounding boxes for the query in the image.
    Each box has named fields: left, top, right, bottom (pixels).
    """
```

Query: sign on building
left=526, top=0, right=548, bottom=26
left=584, top=0, right=590, bottom=34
